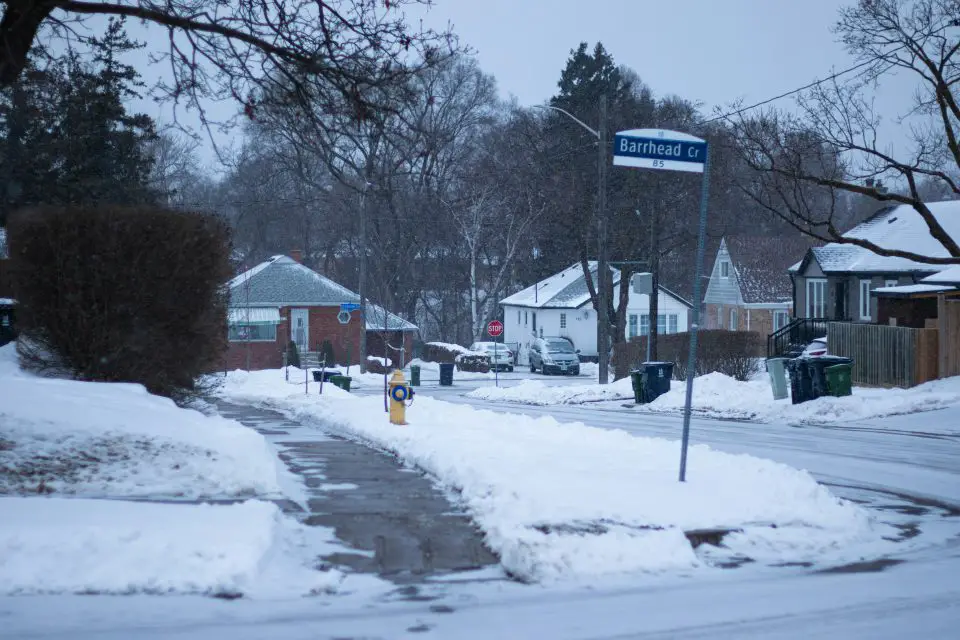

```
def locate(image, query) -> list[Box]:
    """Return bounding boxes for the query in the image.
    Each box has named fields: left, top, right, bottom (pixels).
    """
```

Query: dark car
left=529, top=337, right=580, bottom=375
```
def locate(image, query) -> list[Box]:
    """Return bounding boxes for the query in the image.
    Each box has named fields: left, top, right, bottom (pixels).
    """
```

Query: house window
left=729, top=308, right=738, bottom=331
left=640, top=314, right=650, bottom=336
left=885, top=279, right=898, bottom=289
left=628, top=314, right=638, bottom=338
left=807, top=279, right=827, bottom=318
left=668, top=314, right=678, bottom=334
left=720, top=261, right=730, bottom=278
left=774, top=310, right=790, bottom=331
left=524, top=311, right=528, bottom=326
left=517, top=310, right=521, bottom=325
left=560, top=313, right=567, bottom=329
left=717, top=306, right=723, bottom=329
left=860, top=279, right=873, bottom=320
left=228, top=324, right=277, bottom=342
left=532, top=312, right=537, bottom=332
left=657, top=314, right=667, bottom=335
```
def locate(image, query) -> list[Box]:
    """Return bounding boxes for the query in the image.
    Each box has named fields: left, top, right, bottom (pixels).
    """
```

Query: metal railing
left=767, top=318, right=830, bottom=358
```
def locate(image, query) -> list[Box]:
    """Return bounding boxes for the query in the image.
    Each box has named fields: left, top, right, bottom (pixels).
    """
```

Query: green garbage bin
left=410, top=365, right=421, bottom=387
left=824, top=363, right=853, bottom=397
left=629, top=370, right=644, bottom=404
left=330, top=375, right=352, bottom=392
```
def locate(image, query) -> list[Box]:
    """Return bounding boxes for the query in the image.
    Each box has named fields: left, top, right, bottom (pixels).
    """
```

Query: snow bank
left=0, top=498, right=340, bottom=597
left=0, top=344, right=282, bottom=497
left=645, top=372, right=960, bottom=428
left=468, top=368, right=960, bottom=429
left=220, top=370, right=894, bottom=582
left=467, top=377, right=634, bottom=405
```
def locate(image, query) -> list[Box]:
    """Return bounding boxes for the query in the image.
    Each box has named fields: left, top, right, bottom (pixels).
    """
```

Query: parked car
left=529, top=337, right=580, bottom=375
left=468, top=342, right=514, bottom=372
left=801, top=337, right=828, bottom=357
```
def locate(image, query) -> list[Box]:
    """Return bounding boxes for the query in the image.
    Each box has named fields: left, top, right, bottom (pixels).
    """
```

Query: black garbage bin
left=312, top=370, right=322, bottom=382
left=786, top=358, right=814, bottom=404
left=640, top=361, right=674, bottom=403
left=313, top=369, right=342, bottom=383
left=439, top=362, right=454, bottom=386
left=629, top=370, right=644, bottom=404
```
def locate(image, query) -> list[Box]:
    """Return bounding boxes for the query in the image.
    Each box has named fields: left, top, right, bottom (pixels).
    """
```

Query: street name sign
left=613, top=128, right=707, bottom=173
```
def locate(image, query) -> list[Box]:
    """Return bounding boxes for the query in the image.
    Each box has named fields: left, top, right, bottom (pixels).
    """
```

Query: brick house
left=704, top=235, right=813, bottom=336
left=226, top=254, right=417, bottom=371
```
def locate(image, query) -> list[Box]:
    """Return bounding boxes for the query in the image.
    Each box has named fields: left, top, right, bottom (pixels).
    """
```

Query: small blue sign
left=340, top=303, right=361, bottom=313
left=612, top=128, right=707, bottom=174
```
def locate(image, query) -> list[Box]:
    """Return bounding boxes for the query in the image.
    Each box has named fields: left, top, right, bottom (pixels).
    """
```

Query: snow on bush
left=0, top=344, right=283, bottom=498
left=0, top=498, right=341, bottom=597
left=220, top=371, right=896, bottom=582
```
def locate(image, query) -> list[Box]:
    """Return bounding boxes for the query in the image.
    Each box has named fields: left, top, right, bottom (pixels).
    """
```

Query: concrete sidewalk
left=216, top=401, right=498, bottom=584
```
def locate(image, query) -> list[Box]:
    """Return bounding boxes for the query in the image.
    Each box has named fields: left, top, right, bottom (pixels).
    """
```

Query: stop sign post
left=487, top=320, right=504, bottom=387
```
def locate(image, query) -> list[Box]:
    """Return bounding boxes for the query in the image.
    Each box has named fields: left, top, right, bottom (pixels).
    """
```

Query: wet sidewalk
left=216, top=401, right=498, bottom=584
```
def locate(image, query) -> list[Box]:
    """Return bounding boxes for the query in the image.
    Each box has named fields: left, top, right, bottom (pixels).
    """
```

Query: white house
left=499, top=262, right=692, bottom=362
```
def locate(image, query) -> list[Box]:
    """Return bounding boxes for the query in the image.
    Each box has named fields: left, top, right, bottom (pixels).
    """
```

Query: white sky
left=121, top=0, right=917, bottom=170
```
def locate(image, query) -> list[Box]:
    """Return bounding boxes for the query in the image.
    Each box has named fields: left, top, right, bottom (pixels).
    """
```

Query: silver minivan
left=529, top=337, right=580, bottom=375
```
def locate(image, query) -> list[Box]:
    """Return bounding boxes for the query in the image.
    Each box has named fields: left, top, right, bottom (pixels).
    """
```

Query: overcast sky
left=130, top=0, right=914, bottom=169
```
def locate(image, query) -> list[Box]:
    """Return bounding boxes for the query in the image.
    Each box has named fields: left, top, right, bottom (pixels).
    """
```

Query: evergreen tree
left=0, top=18, right=158, bottom=223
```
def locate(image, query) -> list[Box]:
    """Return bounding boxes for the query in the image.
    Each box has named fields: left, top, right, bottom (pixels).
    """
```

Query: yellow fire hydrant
left=388, top=369, right=414, bottom=425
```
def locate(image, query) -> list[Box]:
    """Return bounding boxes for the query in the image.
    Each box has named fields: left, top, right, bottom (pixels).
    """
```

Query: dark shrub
left=455, top=353, right=490, bottom=373
left=424, top=342, right=462, bottom=363
left=613, top=331, right=764, bottom=382
left=320, top=339, right=336, bottom=366
left=285, top=340, right=301, bottom=368
left=365, top=357, right=390, bottom=375
left=7, top=205, right=232, bottom=400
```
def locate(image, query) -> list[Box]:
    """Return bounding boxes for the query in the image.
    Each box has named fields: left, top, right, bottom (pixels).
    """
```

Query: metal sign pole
left=494, top=339, right=499, bottom=388
left=679, top=147, right=711, bottom=483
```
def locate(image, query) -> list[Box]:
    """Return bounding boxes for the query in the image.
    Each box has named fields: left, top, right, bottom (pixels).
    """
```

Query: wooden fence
left=939, top=298, right=960, bottom=378
left=827, top=322, right=938, bottom=388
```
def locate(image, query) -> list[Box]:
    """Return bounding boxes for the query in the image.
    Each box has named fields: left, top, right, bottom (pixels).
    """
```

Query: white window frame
left=720, top=261, right=730, bottom=278
left=560, top=313, right=567, bottom=329
left=860, top=279, right=873, bottom=321
left=729, top=308, right=738, bottom=331
left=774, top=310, right=790, bottom=331
left=885, top=279, right=898, bottom=289
left=640, top=314, right=650, bottom=336
left=807, top=279, right=827, bottom=318
left=628, top=314, right=638, bottom=338
left=667, top=314, right=678, bottom=334
left=228, top=324, right=278, bottom=342
left=717, top=306, right=723, bottom=328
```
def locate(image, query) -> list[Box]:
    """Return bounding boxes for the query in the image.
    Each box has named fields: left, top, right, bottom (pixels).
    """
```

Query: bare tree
left=727, top=0, right=960, bottom=264
left=0, top=1, right=456, bottom=135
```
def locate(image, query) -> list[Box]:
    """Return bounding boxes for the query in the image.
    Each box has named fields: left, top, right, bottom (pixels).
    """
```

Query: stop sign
left=487, top=320, right=504, bottom=337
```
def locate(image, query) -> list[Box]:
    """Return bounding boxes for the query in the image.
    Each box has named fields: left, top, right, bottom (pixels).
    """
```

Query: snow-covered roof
left=872, top=283, right=957, bottom=296
left=366, top=304, right=417, bottom=332
left=724, top=235, right=814, bottom=304
left=922, top=265, right=960, bottom=284
left=229, top=255, right=360, bottom=307
left=0, top=297, right=14, bottom=306
left=793, top=201, right=960, bottom=275
left=500, top=262, right=691, bottom=310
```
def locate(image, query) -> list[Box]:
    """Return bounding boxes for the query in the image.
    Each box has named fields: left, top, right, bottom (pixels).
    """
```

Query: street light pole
left=533, top=98, right=610, bottom=384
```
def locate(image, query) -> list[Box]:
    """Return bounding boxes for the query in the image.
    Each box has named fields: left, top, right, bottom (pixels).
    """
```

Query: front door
left=834, top=280, right=847, bottom=320
left=290, top=308, right=309, bottom=352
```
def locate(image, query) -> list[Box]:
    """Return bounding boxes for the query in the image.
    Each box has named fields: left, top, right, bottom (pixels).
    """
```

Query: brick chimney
left=289, top=249, right=303, bottom=264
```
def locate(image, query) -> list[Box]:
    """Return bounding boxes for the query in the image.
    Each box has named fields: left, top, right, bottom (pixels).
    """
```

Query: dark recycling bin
left=410, top=365, right=421, bottom=387
left=786, top=358, right=814, bottom=404
left=631, top=362, right=674, bottom=404
left=807, top=356, right=853, bottom=398
left=787, top=357, right=853, bottom=404
left=439, top=363, right=455, bottom=387
left=312, top=369, right=342, bottom=383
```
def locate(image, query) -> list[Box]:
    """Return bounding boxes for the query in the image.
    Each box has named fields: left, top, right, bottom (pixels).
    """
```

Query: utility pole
left=596, top=94, right=610, bottom=384
left=358, top=181, right=369, bottom=373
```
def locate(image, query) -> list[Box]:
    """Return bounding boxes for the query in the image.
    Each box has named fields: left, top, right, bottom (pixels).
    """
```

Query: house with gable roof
left=499, top=262, right=691, bottom=362
left=704, top=235, right=814, bottom=336
left=226, top=253, right=417, bottom=370
left=789, top=201, right=960, bottom=324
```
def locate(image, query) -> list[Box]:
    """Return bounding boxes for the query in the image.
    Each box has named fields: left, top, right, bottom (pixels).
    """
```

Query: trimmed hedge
left=7, top=205, right=232, bottom=400
left=613, top=331, right=764, bottom=382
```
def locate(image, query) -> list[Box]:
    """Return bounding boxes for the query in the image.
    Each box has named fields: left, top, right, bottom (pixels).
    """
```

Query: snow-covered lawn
left=0, top=345, right=283, bottom=498
left=468, top=372, right=960, bottom=430
left=0, top=498, right=339, bottom=597
left=220, top=368, right=896, bottom=582
left=0, top=344, right=337, bottom=597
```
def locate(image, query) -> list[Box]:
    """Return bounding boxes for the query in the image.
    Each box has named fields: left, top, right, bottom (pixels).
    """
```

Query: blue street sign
left=612, top=128, right=707, bottom=173
left=340, top=302, right=361, bottom=313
